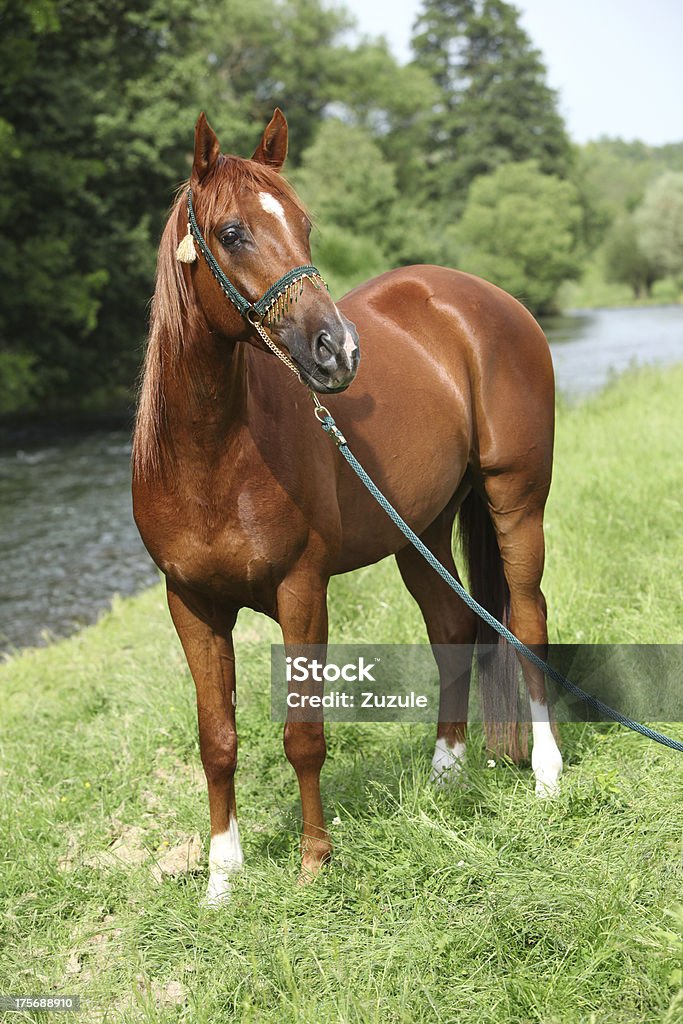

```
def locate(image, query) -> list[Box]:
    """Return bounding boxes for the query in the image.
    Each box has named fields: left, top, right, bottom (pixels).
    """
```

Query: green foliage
left=312, top=224, right=387, bottom=299
left=0, top=351, right=38, bottom=413
left=293, top=120, right=398, bottom=239
left=384, top=202, right=462, bottom=268
left=292, top=119, right=399, bottom=291
left=572, top=138, right=683, bottom=259
left=201, top=0, right=355, bottom=163
left=412, top=0, right=572, bottom=206
left=603, top=215, right=659, bottom=298
left=576, top=138, right=683, bottom=221
left=457, top=161, right=582, bottom=313
left=293, top=118, right=459, bottom=289
left=0, top=0, right=213, bottom=411
left=330, top=40, right=438, bottom=194
left=567, top=144, right=683, bottom=307
left=635, top=172, right=683, bottom=280
left=559, top=258, right=683, bottom=311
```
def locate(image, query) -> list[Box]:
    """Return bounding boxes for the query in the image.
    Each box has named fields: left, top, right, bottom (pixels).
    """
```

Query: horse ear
left=251, top=108, right=288, bottom=171
left=192, top=112, right=220, bottom=184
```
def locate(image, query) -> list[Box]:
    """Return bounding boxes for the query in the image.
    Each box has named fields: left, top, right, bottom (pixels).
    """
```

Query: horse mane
left=132, top=155, right=309, bottom=480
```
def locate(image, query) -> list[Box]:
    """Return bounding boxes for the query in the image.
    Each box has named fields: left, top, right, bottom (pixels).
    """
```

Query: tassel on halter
left=176, top=225, right=197, bottom=263
left=263, top=273, right=325, bottom=325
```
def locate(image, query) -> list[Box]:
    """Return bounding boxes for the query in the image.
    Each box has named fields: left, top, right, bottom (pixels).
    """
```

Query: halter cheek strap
left=176, top=188, right=326, bottom=325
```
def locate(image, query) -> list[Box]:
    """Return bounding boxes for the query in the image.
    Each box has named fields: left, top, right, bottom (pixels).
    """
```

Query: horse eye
left=219, top=228, right=241, bottom=249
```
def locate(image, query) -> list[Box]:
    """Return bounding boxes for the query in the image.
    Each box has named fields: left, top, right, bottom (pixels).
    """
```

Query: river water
left=1, top=306, right=682, bottom=654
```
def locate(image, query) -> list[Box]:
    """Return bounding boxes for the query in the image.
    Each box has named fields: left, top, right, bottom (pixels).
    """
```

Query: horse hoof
left=298, top=847, right=331, bottom=885
left=430, top=764, right=466, bottom=786
left=203, top=872, right=234, bottom=907
left=430, top=739, right=466, bottom=785
left=297, top=865, right=324, bottom=886
left=532, top=739, right=563, bottom=799
left=534, top=772, right=561, bottom=798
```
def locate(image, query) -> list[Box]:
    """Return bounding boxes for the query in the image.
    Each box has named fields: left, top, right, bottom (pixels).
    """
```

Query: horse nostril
left=314, top=329, right=336, bottom=367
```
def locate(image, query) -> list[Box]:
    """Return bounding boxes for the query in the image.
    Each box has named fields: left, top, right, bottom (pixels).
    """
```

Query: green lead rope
left=317, top=411, right=683, bottom=754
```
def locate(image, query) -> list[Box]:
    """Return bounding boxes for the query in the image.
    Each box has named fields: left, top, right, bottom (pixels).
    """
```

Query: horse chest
left=142, top=474, right=307, bottom=601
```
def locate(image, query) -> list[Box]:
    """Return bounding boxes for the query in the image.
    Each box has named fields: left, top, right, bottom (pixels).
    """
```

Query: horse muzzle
left=285, top=314, right=360, bottom=394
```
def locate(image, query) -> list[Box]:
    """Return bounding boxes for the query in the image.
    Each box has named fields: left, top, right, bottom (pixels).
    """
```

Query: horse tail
left=457, top=488, right=528, bottom=763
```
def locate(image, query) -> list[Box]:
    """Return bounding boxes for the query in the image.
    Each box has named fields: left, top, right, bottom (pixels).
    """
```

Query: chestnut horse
left=132, top=110, right=562, bottom=905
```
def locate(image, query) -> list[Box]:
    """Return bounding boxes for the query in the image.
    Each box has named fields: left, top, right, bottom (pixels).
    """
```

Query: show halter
left=177, top=188, right=326, bottom=325
left=177, top=187, right=683, bottom=755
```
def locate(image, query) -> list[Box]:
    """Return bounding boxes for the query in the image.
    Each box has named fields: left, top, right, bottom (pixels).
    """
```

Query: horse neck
left=163, top=324, right=248, bottom=462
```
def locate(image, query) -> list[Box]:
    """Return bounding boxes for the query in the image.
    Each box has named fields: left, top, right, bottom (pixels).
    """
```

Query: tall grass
left=1, top=365, right=682, bottom=1022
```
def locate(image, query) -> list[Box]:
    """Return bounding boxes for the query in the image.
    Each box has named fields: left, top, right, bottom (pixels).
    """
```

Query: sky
left=340, top=0, right=683, bottom=146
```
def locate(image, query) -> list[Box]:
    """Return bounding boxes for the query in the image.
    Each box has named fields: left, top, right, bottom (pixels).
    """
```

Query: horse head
left=183, top=110, right=360, bottom=394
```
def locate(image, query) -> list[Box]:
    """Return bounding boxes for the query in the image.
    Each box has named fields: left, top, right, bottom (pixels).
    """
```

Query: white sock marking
left=258, top=191, right=288, bottom=227
left=430, top=737, right=466, bottom=784
left=530, top=699, right=563, bottom=797
left=206, top=818, right=243, bottom=907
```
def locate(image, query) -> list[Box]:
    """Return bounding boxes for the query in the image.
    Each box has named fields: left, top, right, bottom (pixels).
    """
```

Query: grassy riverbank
left=558, top=262, right=683, bottom=311
left=1, top=365, right=682, bottom=1023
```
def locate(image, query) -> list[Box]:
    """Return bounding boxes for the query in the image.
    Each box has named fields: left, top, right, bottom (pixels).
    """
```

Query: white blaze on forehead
left=258, top=191, right=288, bottom=228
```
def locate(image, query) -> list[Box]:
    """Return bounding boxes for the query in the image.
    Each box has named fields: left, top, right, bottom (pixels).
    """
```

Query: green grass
left=558, top=258, right=683, bottom=310
left=1, top=365, right=683, bottom=1023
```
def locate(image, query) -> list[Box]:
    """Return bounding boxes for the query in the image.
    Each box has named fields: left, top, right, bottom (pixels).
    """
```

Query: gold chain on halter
left=250, top=317, right=332, bottom=422
left=250, top=318, right=302, bottom=379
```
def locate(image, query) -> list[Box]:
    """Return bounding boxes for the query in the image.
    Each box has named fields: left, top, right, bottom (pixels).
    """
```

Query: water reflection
left=545, top=305, right=683, bottom=398
left=0, top=432, right=158, bottom=654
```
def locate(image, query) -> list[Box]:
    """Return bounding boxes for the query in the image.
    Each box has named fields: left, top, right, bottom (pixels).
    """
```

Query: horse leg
left=483, top=477, right=563, bottom=796
left=277, top=569, right=332, bottom=881
left=166, top=581, right=242, bottom=905
left=395, top=503, right=477, bottom=783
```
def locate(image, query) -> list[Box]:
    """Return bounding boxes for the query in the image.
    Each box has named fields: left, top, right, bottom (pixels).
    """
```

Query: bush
left=457, top=161, right=582, bottom=313
left=313, top=223, right=387, bottom=298
left=0, top=351, right=38, bottom=414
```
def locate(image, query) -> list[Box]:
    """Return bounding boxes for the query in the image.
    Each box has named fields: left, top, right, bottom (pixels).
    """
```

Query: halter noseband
left=177, top=188, right=327, bottom=327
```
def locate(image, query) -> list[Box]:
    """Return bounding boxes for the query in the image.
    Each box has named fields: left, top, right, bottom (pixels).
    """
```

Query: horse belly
left=330, top=270, right=478, bottom=570
left=331, top=380, right=471, bottom=571
left=333, top=438, right=468, bottom=572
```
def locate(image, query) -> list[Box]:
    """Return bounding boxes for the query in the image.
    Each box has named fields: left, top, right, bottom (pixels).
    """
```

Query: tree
left=603, top=215, right=659, bottom=298
left=457, top=161, right=582, bottom=314
left=635, top=172, right=683, bottom=281
left=326, top=38, right=438, bottom=196
left=411, top=0, right=571, bottom=207
left=0, top=0, right=428, bottom=414
left=203, top=0, right=356, bottom=164
left=291, top=119, right=397, bottom=294
left=576, top=139, right=666, bottom=220
left=292, top=119, right=398, bottom=238
left=0, top=0, right=215, bottom=412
